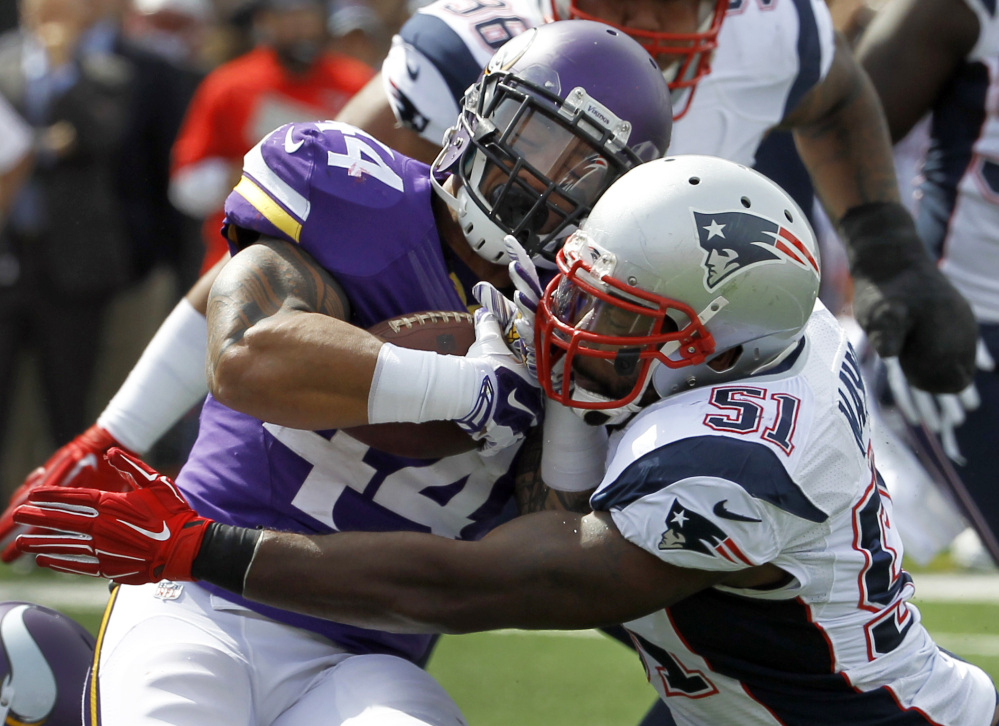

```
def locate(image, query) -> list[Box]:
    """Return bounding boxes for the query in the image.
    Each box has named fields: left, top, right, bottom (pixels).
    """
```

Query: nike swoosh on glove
left=0, top=424, right=136, bottom=563
left=13, top=448, right=210, bottom=585
left=455, top=309, right=544, bottom=454
left=473, top=281, right=538, bottom=378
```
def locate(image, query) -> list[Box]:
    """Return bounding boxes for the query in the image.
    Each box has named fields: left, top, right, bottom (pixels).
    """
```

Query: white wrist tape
left=97, top=299, right=209, bottom=454
left=541, top=399, right=608, bottom=492
left=367, top=343, right=478, bottom=424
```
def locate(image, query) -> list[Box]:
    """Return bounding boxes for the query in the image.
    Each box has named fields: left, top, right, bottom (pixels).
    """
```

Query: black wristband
left=837, top=201, right=928, bottom=278
left=191, top=522, right=262, bottom=596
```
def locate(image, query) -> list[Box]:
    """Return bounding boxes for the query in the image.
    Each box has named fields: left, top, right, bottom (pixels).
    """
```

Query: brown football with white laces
left=341, top=311, right=478, bottom=459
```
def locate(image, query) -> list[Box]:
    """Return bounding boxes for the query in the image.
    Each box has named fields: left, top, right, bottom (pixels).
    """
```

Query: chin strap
left=565, top=296, right=731, bottom=424
left=568, top=386, right=646, bottom=427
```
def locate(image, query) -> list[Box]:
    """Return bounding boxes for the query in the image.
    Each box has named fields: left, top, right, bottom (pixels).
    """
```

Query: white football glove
left=471, top=235, right=544, bottom=379
left=454, top=308, right=544, bottom=454
left=884, top=338, right=995, bottom=464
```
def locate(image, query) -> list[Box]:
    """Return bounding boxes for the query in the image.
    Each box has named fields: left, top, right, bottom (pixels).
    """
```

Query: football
left=340, top=311, right=479, bottom=459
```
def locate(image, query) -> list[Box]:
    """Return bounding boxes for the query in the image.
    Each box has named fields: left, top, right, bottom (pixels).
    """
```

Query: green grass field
left=2, top=564, right=997, bottom=725
left=427, top=599, right=999, bottom=726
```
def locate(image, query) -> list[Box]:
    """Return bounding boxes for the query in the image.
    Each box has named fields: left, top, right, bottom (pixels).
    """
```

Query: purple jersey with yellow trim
left=175, top=120, right=519, bottom=662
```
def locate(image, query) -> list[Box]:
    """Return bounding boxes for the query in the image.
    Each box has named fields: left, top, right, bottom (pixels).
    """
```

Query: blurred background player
left=0, top=0, right=136, bottom=481
left=327, top=0, right=397, bottom=66
left=168, top=0, right=374, bottom=275
left=18, top=156, right=999, bottom=726
left=123, top=0, right=216, bottom=74
left=10, top=22, right=674, bottom=725
left=853, top=0, right=999, bottom=568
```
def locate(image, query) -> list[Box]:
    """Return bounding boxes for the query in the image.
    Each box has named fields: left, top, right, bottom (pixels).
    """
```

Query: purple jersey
left=176, top=121, right=518, bottom=662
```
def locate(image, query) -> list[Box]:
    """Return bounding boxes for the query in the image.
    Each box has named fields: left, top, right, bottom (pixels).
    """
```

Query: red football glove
left=13, top=448, right=211, bottom=585
left=0, top=425, right=136, bottom=563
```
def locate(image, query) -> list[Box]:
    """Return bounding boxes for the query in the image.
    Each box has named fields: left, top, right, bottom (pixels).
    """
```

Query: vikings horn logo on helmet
left=0, top=602, right=95, bottom=726
left=1, top=604, right=58, bottom=725
left=694, top=210, right=820, bottom=290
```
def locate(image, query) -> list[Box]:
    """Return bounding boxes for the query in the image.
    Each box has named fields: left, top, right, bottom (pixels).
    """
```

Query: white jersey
left=919, top=0, right=999, bottom=321
left=591, top=303, right=997, bottom=726
left=383, top=0, right=835, bottom=166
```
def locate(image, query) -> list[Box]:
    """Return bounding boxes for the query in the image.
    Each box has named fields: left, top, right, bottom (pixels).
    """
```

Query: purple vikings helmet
left=431, top=20, right=673, bottom=265
left=0, top=602, right=95, bottom=726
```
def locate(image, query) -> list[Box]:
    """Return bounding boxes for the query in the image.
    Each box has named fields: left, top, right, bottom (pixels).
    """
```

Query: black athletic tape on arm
left=191, top=523, right=262, bottom=595
left=838, top=201, right=926, bottom=277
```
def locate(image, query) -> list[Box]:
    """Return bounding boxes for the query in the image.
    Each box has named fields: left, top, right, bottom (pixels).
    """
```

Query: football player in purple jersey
left=6, top=21, right=674, bottom=726
left=17, top=156, right=999, bottom=726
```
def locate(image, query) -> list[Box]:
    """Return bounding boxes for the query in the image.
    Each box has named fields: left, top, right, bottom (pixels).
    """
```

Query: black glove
left=840, top=202, right=977, bottom=394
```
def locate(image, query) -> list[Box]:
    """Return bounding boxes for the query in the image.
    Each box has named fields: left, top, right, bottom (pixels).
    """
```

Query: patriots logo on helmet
left=694, top=210, right=820, bottom=291
left=658, top=499, right=753, bottom=565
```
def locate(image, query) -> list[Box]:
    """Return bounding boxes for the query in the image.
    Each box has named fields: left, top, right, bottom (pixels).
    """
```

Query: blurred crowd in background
left=0, top=0, right=422, bottom=498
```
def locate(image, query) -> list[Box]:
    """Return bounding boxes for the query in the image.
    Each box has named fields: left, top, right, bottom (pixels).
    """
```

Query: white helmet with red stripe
left=536, top=155, right=821, bottom=422
left=541, top=0, right=727, bottom=118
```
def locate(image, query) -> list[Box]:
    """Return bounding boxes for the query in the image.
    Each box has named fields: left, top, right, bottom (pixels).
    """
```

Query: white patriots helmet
left=0, top=602, right=95, bottom=726
left=431, top=20, right=673, bottom=265
left=536, top=155, right=821, bottom=423
left=540, top=0, right=728, bottom=119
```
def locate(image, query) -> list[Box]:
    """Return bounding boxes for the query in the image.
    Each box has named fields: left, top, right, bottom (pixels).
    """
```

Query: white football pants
left=85, top=581, right=467, bottom=726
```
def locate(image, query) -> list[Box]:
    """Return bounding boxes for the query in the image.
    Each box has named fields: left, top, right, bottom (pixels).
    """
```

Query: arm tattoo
left=514, top=428, right=594, bottom=515
left=514, top=429, right=546, bottom=513
left=207, top=237, right=349, bottom=369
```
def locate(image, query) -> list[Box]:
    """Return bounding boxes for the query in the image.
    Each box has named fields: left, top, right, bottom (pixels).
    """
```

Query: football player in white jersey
left=17, top=156, right=999, bottom=726
left=854, top=0, right=999, bottom=565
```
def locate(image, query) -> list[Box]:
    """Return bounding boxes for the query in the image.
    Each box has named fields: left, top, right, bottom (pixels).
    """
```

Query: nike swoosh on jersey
left=117, top=519, right=172, bottom=541
left=712, top=500, right=761, bottom=523
left=406, top=59, right=419, bottom=81
left=284, top=126, right=304, bottom=154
